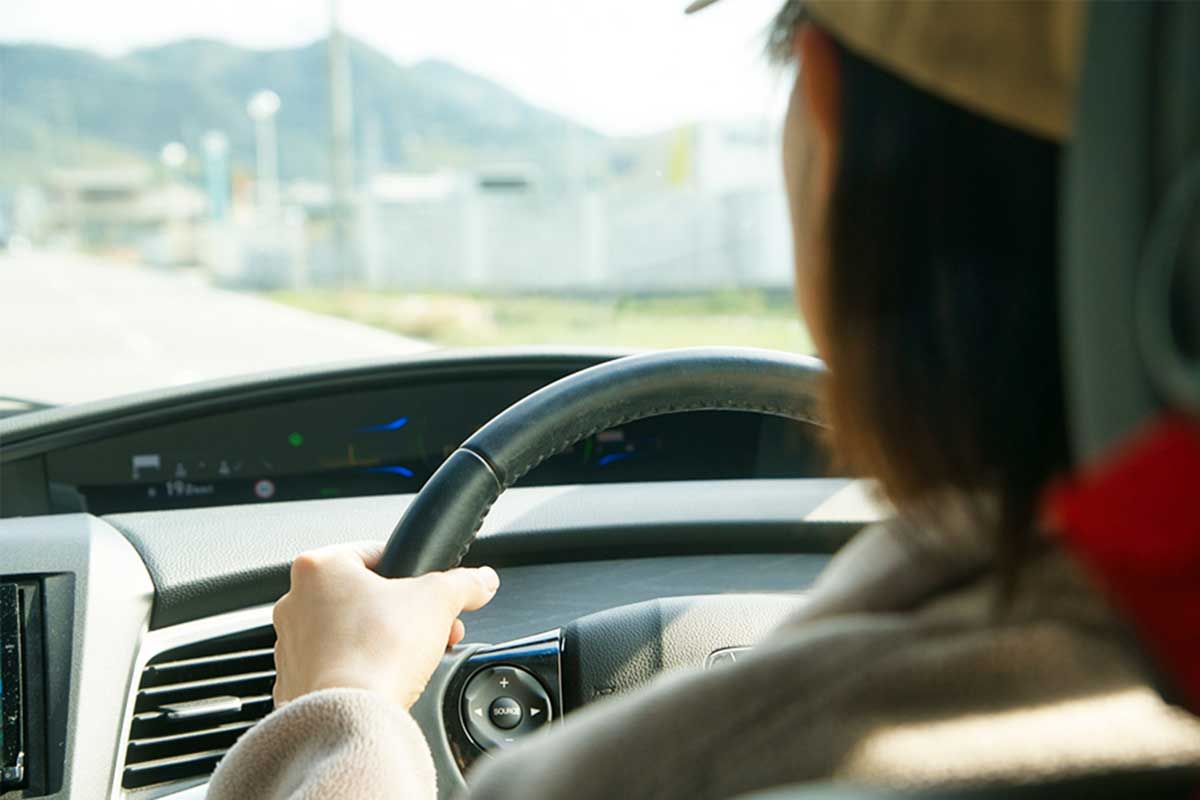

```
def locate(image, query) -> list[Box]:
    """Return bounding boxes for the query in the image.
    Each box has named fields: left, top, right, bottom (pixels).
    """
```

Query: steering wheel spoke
left=439, top=592, right=805, bottom=774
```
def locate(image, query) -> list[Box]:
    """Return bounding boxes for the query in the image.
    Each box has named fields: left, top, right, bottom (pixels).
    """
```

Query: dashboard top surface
left=102, top=478, right=873, bottom=628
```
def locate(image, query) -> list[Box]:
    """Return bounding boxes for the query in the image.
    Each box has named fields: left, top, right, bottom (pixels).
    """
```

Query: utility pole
left=328, top=0, right=357, bottom=285
left=246, top=91, right=281, bottom=217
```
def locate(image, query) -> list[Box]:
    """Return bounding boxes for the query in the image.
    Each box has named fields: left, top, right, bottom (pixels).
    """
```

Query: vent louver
left=122, top=626, right=275, bottom=791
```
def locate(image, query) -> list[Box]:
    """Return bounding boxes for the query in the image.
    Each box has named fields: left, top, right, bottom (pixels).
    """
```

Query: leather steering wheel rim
left=376, top=347, right=827, bottom=578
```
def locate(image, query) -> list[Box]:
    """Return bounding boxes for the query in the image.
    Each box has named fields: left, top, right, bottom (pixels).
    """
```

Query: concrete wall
left=359, top=181, right=791, bottom=293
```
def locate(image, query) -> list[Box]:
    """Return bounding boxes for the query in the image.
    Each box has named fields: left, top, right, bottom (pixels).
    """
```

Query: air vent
left=122, top=626, right=275, bottom=791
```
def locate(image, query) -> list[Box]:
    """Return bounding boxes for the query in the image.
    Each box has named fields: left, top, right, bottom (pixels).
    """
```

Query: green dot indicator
left=288, top=432, right=304, bottom=447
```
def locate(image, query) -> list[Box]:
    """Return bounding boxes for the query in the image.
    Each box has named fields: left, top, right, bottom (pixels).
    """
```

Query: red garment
left=1048, top=415, right=1200, bottom=709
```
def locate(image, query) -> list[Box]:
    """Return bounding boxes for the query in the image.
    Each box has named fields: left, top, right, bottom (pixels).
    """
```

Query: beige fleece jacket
left=208, top=518, right=1200, bottom=799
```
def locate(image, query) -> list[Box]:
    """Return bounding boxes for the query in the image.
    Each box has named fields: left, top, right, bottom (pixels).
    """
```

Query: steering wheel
left=375, top=347, right=827, bottom=773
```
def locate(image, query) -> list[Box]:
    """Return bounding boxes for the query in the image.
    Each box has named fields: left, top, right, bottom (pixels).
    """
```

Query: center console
left=0, top=574, right=74, bottom=800
left=0, top=515, right=156, bottom=800
left=1, top=583, right=28, bottom=789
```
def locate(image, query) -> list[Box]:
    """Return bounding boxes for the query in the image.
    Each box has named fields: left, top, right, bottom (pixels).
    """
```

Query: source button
left=488, top=696, right=523, bottom=730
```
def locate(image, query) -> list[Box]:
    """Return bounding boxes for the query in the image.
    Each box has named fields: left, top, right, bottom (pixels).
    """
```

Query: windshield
left=1, top=0, right=805, bottom=407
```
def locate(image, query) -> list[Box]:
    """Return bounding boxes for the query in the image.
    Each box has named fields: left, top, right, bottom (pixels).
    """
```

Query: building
left=355, top=121, right=791, bottom=294
left=41, top=166, right=206, bottom=263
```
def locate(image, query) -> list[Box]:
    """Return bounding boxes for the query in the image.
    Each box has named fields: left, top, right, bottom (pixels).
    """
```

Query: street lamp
left=202, top=131, right=231, bottom=222
left=160, top=141, right=188, bottom=171
left=247, top=90, right=282, bottom=217
left=159, top=142, right=189, bottom=266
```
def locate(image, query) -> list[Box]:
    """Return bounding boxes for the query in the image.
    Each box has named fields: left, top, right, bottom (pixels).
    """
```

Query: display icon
left=254, top=479, right=276, bottom=500
left=131, top=454, right=161, bottom=480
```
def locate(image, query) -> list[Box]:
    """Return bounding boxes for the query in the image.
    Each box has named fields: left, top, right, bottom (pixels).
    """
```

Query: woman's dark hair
left=776, top=7, right=1071, bottom=580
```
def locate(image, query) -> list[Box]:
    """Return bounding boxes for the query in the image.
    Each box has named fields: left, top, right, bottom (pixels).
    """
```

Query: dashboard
left=0, top=349, right=874, bottom=800
left=0, top=351, right=830, bottom=518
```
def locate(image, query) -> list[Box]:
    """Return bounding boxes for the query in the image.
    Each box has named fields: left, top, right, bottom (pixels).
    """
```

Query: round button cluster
left=461, top=665, right=552, bottom=750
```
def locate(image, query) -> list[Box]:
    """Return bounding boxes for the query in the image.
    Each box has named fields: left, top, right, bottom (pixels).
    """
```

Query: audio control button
left=489, top=697, right=523, bottom=729
left=461, top=665, right=553, bottom=751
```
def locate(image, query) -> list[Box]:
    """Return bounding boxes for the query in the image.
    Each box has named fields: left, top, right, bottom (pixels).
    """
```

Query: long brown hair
left=820, top=36, right=1071, bottom=580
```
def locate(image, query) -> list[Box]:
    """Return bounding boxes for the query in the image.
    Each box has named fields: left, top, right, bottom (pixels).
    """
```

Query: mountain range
left=0, top=37, right=605, bottom=185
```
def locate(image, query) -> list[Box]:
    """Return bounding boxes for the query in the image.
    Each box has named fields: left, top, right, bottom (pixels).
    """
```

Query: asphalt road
left=1, top=252, right=430, bottom=406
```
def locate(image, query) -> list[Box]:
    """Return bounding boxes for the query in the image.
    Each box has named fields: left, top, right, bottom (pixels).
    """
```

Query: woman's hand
left=272, top=541, right=500, bottom=710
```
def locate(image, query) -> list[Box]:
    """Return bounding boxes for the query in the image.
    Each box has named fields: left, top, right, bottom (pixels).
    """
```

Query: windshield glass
left=1, top=0, right=805, bottom=407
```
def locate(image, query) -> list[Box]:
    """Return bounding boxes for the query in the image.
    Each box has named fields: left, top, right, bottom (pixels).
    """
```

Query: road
left=1, top=252, right=430, bottom=406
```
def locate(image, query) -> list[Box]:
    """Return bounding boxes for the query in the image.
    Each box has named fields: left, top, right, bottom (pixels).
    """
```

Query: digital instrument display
left=43, top=377, right=828, bottom=515
left=0, top=583, right=25, bottom=789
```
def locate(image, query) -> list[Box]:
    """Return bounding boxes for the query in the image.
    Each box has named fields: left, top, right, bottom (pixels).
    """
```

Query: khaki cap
left=686, top=0, right=1085, bottom=141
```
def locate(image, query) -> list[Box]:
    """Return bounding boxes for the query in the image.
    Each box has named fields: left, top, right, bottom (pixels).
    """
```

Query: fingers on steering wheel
left=272, top=639, right=288, bottom=707
left=345, top=540, right=386, bottom=569
left=290, top=541, right=386, bottom=583
left=449, top=618, right=466, bottom=647
left=422, top=567, right=500, bottom=614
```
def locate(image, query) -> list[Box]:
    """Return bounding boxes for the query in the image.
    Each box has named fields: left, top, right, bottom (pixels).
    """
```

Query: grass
left=270, top=288, right=814, bottom=353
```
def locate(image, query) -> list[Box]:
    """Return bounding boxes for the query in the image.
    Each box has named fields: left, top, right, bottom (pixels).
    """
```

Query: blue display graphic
left=366, top=465, right=415, bottom=478
left=356, top=416, right=409, bottom=433
left=355, top=416, right=415, bottom=478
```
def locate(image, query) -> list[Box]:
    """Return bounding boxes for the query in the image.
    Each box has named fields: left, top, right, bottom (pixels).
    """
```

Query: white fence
left=354, top=181, right=792, bottom=293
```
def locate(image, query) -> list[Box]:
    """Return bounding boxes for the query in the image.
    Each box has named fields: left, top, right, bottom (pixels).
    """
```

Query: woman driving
left=209, top=1, right=1200, bottom=797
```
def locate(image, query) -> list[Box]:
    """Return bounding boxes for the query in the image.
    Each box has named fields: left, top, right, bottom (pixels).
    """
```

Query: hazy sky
left=2, top=0, right=793, bottom=136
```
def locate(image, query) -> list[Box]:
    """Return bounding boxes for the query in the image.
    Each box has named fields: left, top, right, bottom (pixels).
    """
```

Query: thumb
left=426, top=566, right=500, bottom=614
